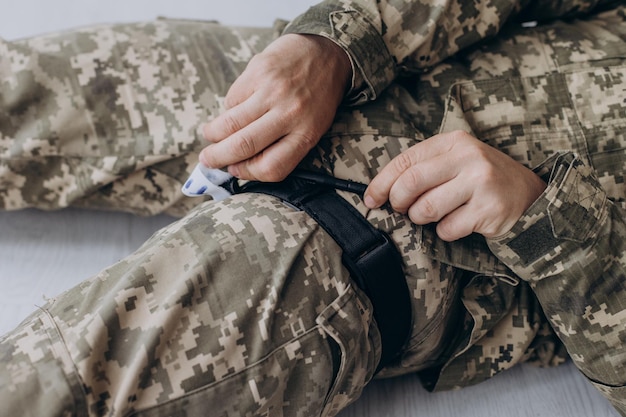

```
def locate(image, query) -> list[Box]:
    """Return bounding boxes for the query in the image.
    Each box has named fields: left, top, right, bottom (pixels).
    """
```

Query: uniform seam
left=37, top=307, right=90, bottom=417
left=127, top=324, right=327, bottom=416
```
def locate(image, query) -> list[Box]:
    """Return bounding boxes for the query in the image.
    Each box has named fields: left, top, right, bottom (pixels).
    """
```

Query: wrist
left=293, top=33, right=352, bottom=99
left=487, top=153, right=608, bottom=282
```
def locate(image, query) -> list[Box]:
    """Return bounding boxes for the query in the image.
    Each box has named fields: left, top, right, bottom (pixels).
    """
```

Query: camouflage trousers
left=1, top=8, right=625, bottom=417
left=0, top=19, right=384, bottom=417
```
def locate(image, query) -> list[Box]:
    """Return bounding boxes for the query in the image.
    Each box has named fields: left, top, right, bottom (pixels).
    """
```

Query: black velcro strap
left=238, top=178, right=412, bottom=372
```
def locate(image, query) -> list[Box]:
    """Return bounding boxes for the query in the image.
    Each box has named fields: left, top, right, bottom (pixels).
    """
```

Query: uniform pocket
left=132, top=284, right=380, bottom=417
left=566, top=65, right=626, bottom=204
left=440, top=74, right=589, bottom=170
left=317, top=284, right=381, bottom=417
left=440, top=66, right=626, bottom=205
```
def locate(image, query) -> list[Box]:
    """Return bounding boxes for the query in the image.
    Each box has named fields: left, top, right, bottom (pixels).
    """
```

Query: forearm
left=283, top=0, right=615, bottom=104
left=488, top=153, right=626, bottom=412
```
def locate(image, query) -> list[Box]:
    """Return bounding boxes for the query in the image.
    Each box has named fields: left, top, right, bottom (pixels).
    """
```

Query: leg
left=0, top=16, right=447, bottom=417
left=308, top=5, right=626, bottom=390
left=0, top=19, right=283, bottom=216
left=0, top=193, right=381, bottom=416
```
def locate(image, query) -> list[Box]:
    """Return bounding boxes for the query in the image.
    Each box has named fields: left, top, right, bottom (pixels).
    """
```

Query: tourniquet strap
left=239, top=178, right=413, bottom=372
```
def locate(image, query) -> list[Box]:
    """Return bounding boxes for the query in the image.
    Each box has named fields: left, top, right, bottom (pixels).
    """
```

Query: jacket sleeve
left=283, top=0, right=616, bottom=104
left=487, top=152, right=626, bottom=415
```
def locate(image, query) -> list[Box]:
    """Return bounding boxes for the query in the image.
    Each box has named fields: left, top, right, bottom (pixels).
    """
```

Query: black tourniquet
left=230, top=174, right=413, bottom=372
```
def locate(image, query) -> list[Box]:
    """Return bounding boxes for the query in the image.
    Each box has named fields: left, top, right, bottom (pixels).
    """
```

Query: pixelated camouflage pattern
left=1, top=1, right=626, bottom=416
left=419, top=6, right=626, bottom=406
left=309, top=1, right=626, bottom=395
left=487, top=152, right=626, bottom=412
left=1, top=193, right=381, bottom=416
left=284, top=0, right=617, bottom=104
left=0, top=19, right=288, bottom=216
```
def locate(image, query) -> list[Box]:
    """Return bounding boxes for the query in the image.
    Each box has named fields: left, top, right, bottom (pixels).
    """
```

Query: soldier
left=1, top=0, right=625, bottom=416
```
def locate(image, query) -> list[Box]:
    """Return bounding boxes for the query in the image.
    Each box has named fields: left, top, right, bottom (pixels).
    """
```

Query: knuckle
left=231, top=134, right=257, bottom=159
left=280, top=98, right=307, bottom=125
left=271, top=79, right=295, bottom=100
left=482, top=164, right=501, bottom=183
left=489, top=198, right=509, bottom=215
left=436, top=220, right=457, bottom=241
left=222, top=113, right=243, bottom=135
left=293, top=131, right=318, bottom=153
left=223, top=95, right=237, bottom=110
left=473, top=160, right=499, bottom=188
left=449, top=129, right=472, bottom=142
left=256, top=160, right=288, bottom=183
left=289, top=96, right=307, bottom=115
left=247, top=53, right=264, bottom=70
left=410, top=197, right=439, bottom=223
left=469, top=142, right=489, bottom=160
left=394, top=152, right=414, bottom=173
left=444, top=130, right=479, bottom=154
left=445, top=130, right=477, bottom=149
left=404, top=166, right=425, bottom=189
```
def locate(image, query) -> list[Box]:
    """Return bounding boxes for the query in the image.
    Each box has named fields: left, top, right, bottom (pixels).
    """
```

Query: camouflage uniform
left=1, top=0, right=625, bottom=416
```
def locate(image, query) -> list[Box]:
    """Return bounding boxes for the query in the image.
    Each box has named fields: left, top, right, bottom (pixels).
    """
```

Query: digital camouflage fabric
left=0, top=19, right=288, bottom=216
left=1, top=0, right=625, bottom=416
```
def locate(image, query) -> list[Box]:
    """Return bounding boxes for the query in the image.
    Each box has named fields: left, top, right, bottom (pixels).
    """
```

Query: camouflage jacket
left=284, top=0, right=626, bottom=414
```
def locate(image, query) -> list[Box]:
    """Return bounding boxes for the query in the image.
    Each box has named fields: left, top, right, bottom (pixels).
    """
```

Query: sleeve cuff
left=282, top=0, right=397, bottom=105
left=487, top=152, right=608, bottom=283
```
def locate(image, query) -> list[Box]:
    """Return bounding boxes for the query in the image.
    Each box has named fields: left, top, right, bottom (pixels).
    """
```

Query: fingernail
left=199, top=151, right=213, bottom=168
left=228, top=165, right=240, bottom=178
left=201, top=123, right=211, bottom=140
left=364, top=194, right=377, bottom=209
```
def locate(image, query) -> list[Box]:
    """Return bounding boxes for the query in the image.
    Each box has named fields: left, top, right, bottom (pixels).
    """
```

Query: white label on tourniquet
left=182, top=163, right=233, bottom=201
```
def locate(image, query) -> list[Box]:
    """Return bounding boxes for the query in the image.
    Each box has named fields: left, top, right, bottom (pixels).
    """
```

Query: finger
left=364, top=134, right=456, bottom=208
left=203, top=94, right=267, bottom=144
left=230, top=130, right=319, bottom=182
left=223, top=72, right=256, bottom=110
left=387, top=152, right=461, bottom=213
left=364, top=150, right=419, bottom=209
left=406, top=178, right=471, bottom=225
left=434, top=204, right=477, bottom=242
left=200, top=110, right=286, bottom=169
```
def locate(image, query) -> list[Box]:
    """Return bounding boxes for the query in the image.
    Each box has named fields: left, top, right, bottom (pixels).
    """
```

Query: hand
left=199, top=34, right=352, bottom=182
left=364, top=130, right=547, bottom=241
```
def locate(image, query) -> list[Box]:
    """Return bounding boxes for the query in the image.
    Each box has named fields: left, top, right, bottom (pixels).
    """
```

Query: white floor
left=0, top=1, right=621, bottom=416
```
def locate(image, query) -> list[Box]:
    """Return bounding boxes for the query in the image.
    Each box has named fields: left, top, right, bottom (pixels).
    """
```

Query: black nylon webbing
left=238, top=178, right=413, bottom=372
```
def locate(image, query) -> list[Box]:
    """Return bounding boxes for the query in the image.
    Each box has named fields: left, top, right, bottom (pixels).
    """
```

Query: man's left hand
left=364, top=130, right=547, bottom=241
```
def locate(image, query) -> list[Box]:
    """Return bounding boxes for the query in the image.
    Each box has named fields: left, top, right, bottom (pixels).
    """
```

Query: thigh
left=0, top=193, right=381, bottom=416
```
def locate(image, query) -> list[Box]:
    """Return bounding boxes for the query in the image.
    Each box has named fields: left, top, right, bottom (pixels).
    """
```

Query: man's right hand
left=199, top=33, right=352, bottom=182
